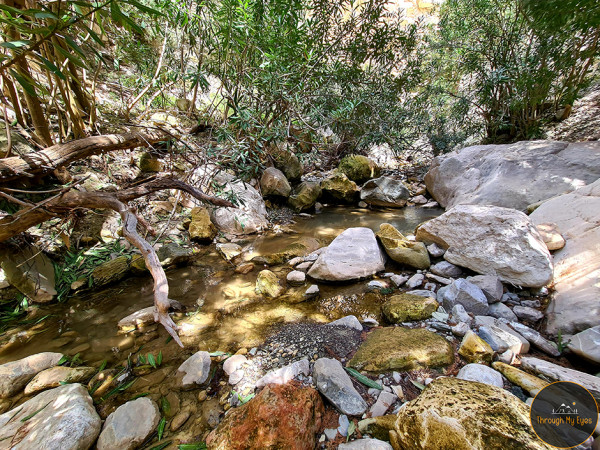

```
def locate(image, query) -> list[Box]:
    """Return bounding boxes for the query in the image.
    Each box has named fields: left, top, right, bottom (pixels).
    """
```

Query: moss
left=320, top=171, right=359, bottom=203
left=252, top=238, right=320, bottom=266
left=458, top=330, right=494, bottom=364
left=255, top=270, right=285, bottom=298
left=270, top=145, right=303, bottom=182
left=358, top=415, right=397, bottom=441
left=91, top=255, right=131, bottom=287
left=338, top=155, right=380, bottom=183
left=288, top=182, right=321, bottom=211
left=382, top=293, right=438, bottom=323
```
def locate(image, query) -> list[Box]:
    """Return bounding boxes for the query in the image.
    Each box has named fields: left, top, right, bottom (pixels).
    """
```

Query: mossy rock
left=256, top=270, right=285, bottom=298
left=382, top=293, right=438, bottom=323
left=91, top=255, right=131, bottom=287
left=288, top=182, right=322, bottom=212
left=394, top=377, right=554, bottom=450
left=376, top=223, right=430, bottom=269
left=189, top=207, right=217, bottom=243
left=138, top=151, right=162, bottom=173
left=338, top=155, right=380, bottom=183
left=270, top=143, right=303, bottom=182
left=320, top=171, right=359, bottom=203
left=348, top=327, right=454, bottom=372
left=358, top=415, right=397, bottom=441
left=458, top=330, right=494, bottom=364
left=251, top=238, right=320, bottom=266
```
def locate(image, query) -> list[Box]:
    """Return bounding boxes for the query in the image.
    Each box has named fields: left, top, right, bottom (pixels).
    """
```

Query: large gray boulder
left=0, top=352, right=63, bottom=398
left=530, top=178, right=600, bottom=335
left=308, top=228, right=386, bottom=281
left=439, top=279, right=489, bottom=315
left=360, top=176, right=410, bottom=208
left=416, top=205, right=553, bottom=288
left=425, top=140, right=600, bottom=210
left=260, top=167, right=291, bottom=198
left=0, top=383, right=101, bottom=449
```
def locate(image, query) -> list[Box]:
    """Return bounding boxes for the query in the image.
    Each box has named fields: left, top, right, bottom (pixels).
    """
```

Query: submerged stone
left=381, top=293, right=438, bottom=323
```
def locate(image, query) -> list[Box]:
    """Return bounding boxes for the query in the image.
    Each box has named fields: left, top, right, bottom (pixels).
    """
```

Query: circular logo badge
left=530, top=381, right=598, bottom=448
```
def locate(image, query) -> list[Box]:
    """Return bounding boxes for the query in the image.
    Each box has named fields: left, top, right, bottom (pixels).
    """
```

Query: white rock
left=390, top=274, right=408, bottom=287
left=360, top=176, right=410, bottom=208
left=177, top=351, right=211, bottom=388
left=478, top=325, right=528, bottom=354
left=457, top=363, right=503, bottom=388
left=0, top=352, right=63, bottom=398
left=508, top=322, right=559, bottom=356
left=520, top=356, right=600, bottom=397
left=256, top=359, right=310, bottom=388
left=339, top=438, right=393, bottom=449
left=369, top=391, right=397, bottom=417
left=329, top=315, right=363, bottom=331
left=568, top=325, right=600, bottom=363
left=305, top=284, right=320, bottom=297
left=427, top=243, right=446, bottom=258
left=223, top=354, right=247, bottom=376
left=405, top=273, right=424, bottom=289
left=117, top=306, right=156, bottom=332
left=430, top=261, right=463, bottom=278
left=286, top=270, right=306, bottom=286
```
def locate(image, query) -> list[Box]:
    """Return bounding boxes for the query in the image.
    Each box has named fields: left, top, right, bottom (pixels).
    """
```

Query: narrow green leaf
left=21, top=402, right=51, bottom=422
left=9, top=69, right=38, bottom=97
left=411, top=380, right=426, bottom=390
left=148, top=353, right=156, bottom=369
left=38, top=55, right=66, bottom=80
left=347, top=421, right=356, bottom=442
left=157, top=416, right=166, bottom=440
left=344, top=367, right=383, bottom=390
left=54, top=45, right=88, bottom=69
left=177, top=444, right=207, bottom=450
left=63, top=35, right=86, bottom=59
left=157, top=351, right=163, bottom=366
left=122, top=0, right=163, bottom=16
left=0, top=40, right=30, bottom=49
left=150, top=442, right=172, bottom=450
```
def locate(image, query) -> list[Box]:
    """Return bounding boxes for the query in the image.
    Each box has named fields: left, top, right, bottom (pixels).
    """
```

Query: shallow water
left=0, top=206, right=442, bottom=367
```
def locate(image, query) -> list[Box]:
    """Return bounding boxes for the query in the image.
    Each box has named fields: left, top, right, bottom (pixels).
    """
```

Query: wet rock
left=478, top=325, right=527, bottom=354
left=97, top=397, right=160, bottom=450
left=0, top=383, right=101, bottom=449
left=508, top=322, right=559, bottom=356
left=287, top=270, right=306, bottom=286
left=252, top=238, right=320, bottom=266
left=206, top=383, right=323, bottom=450
left=260, top=167, right=291, bottom=198
left=488, top=302, right=517, bottom=322
left=24, top=366, right=96, bottom=395
left=189, top=207, right=218, bottom=242
left=568, top=325, right=600, bottom=363
left=457, top=363, right=503, bottom=388
left=513, top=305, right=544, bottom=322
left=375, top=223, right=430, bottom=269
left=492, top=362, right=548, bottom=396
left=339, top=438, right=393, bottom=449
left=349, top=327, right=454, bottom=372
left=360, top=177, right=410, bottom=208
left=256, top=270, right=285, bottom=298
left=382, top=293, right=438, bottom=323
left=458, top=330, right=493, bottom=364
left=416, top=205, right=553, bottom=288
left=117, top=306, right=156, bottom=332
left=535, top=222, right=565, bottom=251
left=430, top=261, right=462, bottom=278
left=0, top=352, right=63, bottom=398
left=370, top=391, right=397, bottom=417
left=390, top=274, right=408, bottom=287
left=314, top=358, right=367, bottom=416
left=177, top=351, right=211, bottom=388
left=320, top=172, right=359, bottom=203
left=305, top=284, right=320, bottom=298
left=0, top=244, right=56, bottom=302
left=256, top=359, right=310, bottom=388
left=216, top=243, right=242, bottom=261
left=520, top=356, right=600, bottom=397
left=92, top=255, right=130, bottom=287
left=288, top=181, right=322, bottom=211
left=338, top=155, right=380, bottom=183
left=328, top=315, right=362, bottom=331
left=308, top=228, right=385, bottom=281
left=467, top=275, right=504, bottom=303
left=427, top=243, right=445, bottom=258
left=235, top=262, right=255, bottom=274
left=405, top=273, right=424, bottom=289
left=411, top=195, right=428, bottom=205
left=440, top=279, right=489, bottom=315
left=393, top=377, right=554, bottom=450
left=170, top=410, right=190, bottom=431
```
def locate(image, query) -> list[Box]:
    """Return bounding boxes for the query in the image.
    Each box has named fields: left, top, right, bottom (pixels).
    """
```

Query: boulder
left=256, top=270, right=285, bottom=298
left=348, top=327, right=454, bottom=372
left=440, top=279, right=489, bottom=315
left=117, top=306, right=156, bottom=332
left=216, top=243, right=242, bottom=261
left=491, top=362, right=548, bottom=396
left=308, top=228, right=386, bottom=281
left=270, top=143, right=303, bottom=182
left=393, top=377, right=554, bottom=450
left=568, top=325, right=600, bottom=363
left=535, top=222, right=565, bottom=251
left=0, top=384, right=101, bottom=450
left=313, top=358, right=367, bottom=416
left=382, top=293, right=438, bottom=323
left=375, top=224, right=430, bottom=269
left=97, top=398, right=159, bottom=450
left=260, top=167, right=291, bottom=198
left=256, top=359, right=310, bottom=388
left=529, top=179, right=600, bottom=335
left=416, top=205, right=553, bottom=288
left=457, top=363, right=503, bottom=388
left=458, top=330, right=493, bottom=364
left=360, top=177, right=410, bottom=208
left=24, top=366, right=96, bottom=395
left=320, top=172, right=359, bottom=203
left=206, top=383, right=323, bottom=450
left=429, top=261, right=462, bottom=278
left=424, top=140, right=600, bottom=210
left=0, top=244, right=56, bottom=303
left=288, top=182, right=322, bottom=211
left=189, top=207, right=217, bottom=242
left=467, top=275, right=504, bottom=303
left=328, top=315, right=363, bottom=331
left=177, top=351, right=211, bottom=388
left=252, top=238, right=321, bottom=266
left=0, top=352, right=63, bottom=398
left=338, top=155, right=380, bottom=183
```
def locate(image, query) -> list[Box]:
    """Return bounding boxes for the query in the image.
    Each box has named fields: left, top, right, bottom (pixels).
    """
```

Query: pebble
left=390, top=274, right=408, bottom=287
left=512, top=306, right=544, bottom=322
left=405, top=273, right=424, bottom=289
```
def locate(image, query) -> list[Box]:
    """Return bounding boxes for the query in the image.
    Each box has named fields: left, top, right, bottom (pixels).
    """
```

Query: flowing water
left=0, top=206, right=442, bottom=367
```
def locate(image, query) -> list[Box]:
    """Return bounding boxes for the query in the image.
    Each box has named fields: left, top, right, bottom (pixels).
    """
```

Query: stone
left=0, top=352, right=63, bottom=398
left=287, top=270, right=306, bottom=286
left=478, top=326, right=527, bottom=354
left=188, top=207, right=217, bottom=242
left=508, top=322, right=559, bottom=356
left=24, top=366, right=96, bottom=395
left=223, top=355, right=247, bottom=376
left=426, top=273, right=451, bottom=285
left=458, top=330, right=493, bottom=364
left=411, top=195, right=428, bottom=204
left=171, top=410, right=190, bottom=431
left=156, top=243, right=192, bottom=267
left=348, top=327, right=454, bottom=372
left=424, top=140, right=600, bottom=210
left=210, top=176, right=269, bottom=235
left=360, top=177, right=410, bottom=208
left=491, top=362, right=548, bottom=396
left=406, top=289, right=436, bottom=298
left=430, top=261, right=462, bottom=278
left=513, top=305, right=544, bottom=322
left=457, top=363, right=503, bottom=387
left=382, top=293, right=438, bottom=323
left=369, top=391, right=397, bottom=417
left=367, top=280, right=386, bottom=291
left=0, top=244, right=56, bottom=303
left=467, top=275, right=504, bottom=303
left=427, top=243, right=445, bottom=258
left=417, top=205, right=553, bottom=288
left=308, top=228, right=385, bottom=281
left=535, top=222, right=565, bottom=251
left=260, top=167, right=291, bottom=198
left=393, top=377, right=554, bottom=450
left=568, top=325, right=600, bottom=363
left=0, top=384, right=101, bottom=450
left=338, top=155, right=380, bottom=183
left=91, top=255, right=130, bottom=287
left=313, top=358, right=367, bottom=416
left=117, top=306, right=156, bottom=332
left=256, top=359, right=310, bottom=388
left=270, top=143, right=303, bottom=182
left=97, top=397, right=159, bottom=450
left=390, top=274, right=408, bottom=287
left=405, top=273, right=424, bottom=289
left=206, top=384, right=323, bottom=450
left=235, top=262, right=255, bottom=274
left=305, top=284, right=320, bottom=298
left=329, top=315, right=363, bottom=331
left=488, top=302, right=518, bottom=322
left=288, top=181, right=322, bottom=211
left=440, top=279, right=489, bottom=315
left=375, top=223, right=430, bottom=269
left=252, top=238, right=321, bottom=266
left=339, top=438, right=393, bottom=450
left=451, top=304, right=472, bottom=325
left=177, top=351, right=211, bottom=388
left=520, top=356, right=600, bottom=398
left=320, top=171, right=360, bottom=203
left=529, top=179, right=600, bottom=335
left=451, top=322, right=470, bottom=337
left=138, top=151, right=162, bottom=172
left=216, top=243, right=242, bottom=261
left=256, top=270, right=285, bottom=298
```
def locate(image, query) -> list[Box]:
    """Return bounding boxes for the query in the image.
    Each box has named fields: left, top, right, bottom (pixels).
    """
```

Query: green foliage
left=344, top=367, right=383, bottom=390
left=0, top=295, right=29, bottom=333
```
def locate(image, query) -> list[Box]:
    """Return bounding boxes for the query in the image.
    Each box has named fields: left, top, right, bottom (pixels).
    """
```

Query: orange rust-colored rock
left=206, top=383, right=324, bottom=450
